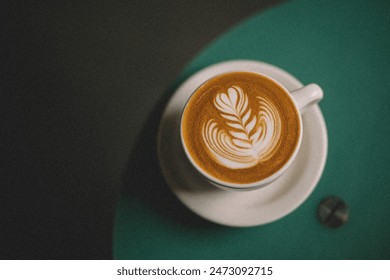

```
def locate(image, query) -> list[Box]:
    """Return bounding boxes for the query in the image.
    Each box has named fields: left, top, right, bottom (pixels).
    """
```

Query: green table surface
left=114, top=0, right=390, bottom=259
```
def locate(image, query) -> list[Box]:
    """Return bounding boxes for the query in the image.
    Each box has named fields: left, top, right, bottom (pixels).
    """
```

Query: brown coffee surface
left=181, top=72, right=301, bottom=185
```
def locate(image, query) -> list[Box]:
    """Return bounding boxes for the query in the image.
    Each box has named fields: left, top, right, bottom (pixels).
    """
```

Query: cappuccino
left=181, top=72, right=301, bottom=185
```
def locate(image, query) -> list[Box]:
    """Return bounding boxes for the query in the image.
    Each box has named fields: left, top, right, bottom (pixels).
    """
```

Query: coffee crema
left=181, top=72, right=301, bottom=185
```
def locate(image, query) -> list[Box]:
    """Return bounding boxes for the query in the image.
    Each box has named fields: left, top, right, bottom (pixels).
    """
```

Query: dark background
left=0, top=0, right=281, bottom=259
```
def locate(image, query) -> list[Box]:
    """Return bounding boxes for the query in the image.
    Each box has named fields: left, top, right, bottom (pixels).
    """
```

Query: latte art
left=181, top=72, right=301, bottom=185
left=202, top=86, right=282, bottom=169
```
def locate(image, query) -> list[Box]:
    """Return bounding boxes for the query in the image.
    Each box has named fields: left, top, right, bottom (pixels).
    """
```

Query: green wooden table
left=114, top=0, right=390, bottom=259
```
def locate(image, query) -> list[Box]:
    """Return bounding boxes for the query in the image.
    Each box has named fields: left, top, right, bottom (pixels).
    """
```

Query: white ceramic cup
left=180, top=72, right=323, bottom=191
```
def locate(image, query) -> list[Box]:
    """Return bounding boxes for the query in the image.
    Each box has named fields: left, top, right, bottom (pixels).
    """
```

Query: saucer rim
left=157, top=59, right=328, bottom=227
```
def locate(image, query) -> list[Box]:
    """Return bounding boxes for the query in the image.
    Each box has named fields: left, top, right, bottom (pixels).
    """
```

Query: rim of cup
left=180, top=71, right=303, bottom=190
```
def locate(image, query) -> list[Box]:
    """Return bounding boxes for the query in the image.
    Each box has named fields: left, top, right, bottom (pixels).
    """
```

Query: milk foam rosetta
left=181, top=72, right=301, bottom=185
left=202, top=86, right=282, bottom=169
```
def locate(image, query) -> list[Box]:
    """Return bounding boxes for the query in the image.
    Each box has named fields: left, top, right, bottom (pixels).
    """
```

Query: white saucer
left=157, top=60, right=328, bottom=227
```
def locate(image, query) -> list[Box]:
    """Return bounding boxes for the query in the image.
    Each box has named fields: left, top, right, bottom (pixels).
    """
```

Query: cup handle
left=290, top=84, right=323, bottom=113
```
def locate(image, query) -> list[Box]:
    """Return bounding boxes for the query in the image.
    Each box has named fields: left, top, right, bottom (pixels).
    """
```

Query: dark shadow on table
left=121, top=74, right=218, bottom=229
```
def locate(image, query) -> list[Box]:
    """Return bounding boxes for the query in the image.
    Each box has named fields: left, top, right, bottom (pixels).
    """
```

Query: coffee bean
left=317, top=196, right=349, bottom=228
